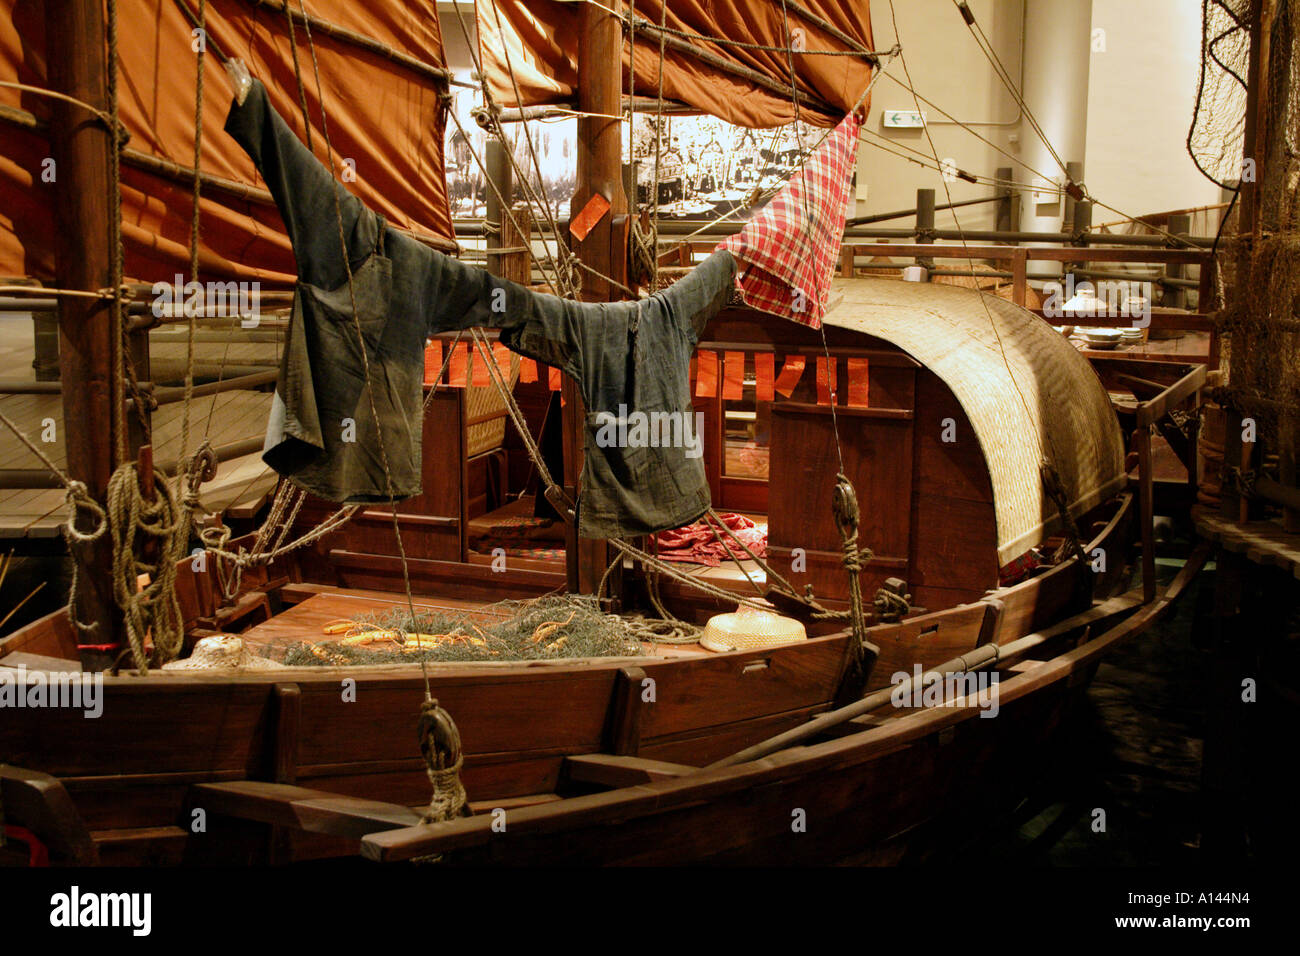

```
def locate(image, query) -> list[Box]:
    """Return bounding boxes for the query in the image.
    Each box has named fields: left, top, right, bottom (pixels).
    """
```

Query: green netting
left=280, top=594, right=647, bottom=665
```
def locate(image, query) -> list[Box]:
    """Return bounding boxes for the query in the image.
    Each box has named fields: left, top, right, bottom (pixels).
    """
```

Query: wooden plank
left=1136, top=363, right=1208, bottom=427
left=0, top=764, right=98, bottom=864
left=271, top=683, right=300, bottom=784
left=562, top=754, right=694, bottom=788
left=187, top=780, right=422, bottom=838
left=360, top=556, right=1204, bottom=865
left=604, top=666, right=646, bottom=756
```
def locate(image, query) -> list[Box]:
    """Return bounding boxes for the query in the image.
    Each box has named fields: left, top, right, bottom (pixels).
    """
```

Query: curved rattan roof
left=826, top=277, right=1127, bottom=565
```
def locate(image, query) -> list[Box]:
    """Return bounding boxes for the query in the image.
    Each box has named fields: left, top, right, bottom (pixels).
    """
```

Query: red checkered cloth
left=718, top=113, right=859, bottom=329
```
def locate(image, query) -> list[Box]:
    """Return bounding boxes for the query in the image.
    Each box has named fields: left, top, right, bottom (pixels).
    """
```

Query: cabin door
left=766, top=364, right=915, bottom=603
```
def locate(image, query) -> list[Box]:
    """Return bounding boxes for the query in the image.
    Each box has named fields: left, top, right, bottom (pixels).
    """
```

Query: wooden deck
left=0, top=313, right=279, bottom=540
left=238, top=589, right=711, bottom=660
left=1194, top=508, right=1300, bottom=579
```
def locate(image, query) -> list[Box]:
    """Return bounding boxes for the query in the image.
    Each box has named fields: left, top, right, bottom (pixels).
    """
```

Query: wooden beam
left=566, top=1, right=628, bottom=595
left=45, top=0, right=123, bottom=659
left=187, top=780, right=422, bottom=839
left=1134, top=425, right=1157, bottom=603
left=0, top=764, right=99, bottom=865
left=562, top=753, right=693, bottom=789
left=604, top=666, right=647, bottom=756
left=1136, top=364, right=1208, bottom=428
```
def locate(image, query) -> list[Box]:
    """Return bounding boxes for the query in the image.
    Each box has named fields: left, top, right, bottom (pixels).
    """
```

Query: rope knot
left=418, top=697, right=470, bottom=823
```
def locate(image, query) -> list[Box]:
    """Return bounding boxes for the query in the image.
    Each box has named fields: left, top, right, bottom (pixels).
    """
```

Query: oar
left=706, top=590, right=1146, bottom=770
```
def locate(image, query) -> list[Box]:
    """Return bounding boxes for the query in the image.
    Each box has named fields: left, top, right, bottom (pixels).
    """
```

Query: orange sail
left=0, top=0, right=455, bottom=285
left=476, top=0, right=876, bottom=129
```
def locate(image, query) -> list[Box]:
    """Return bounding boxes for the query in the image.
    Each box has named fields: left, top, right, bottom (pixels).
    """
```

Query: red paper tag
left=695, top=350, right=719, bottom=398
left=774, top=355, right=806, bottom=398
left=448, top=342, right=468, bottom=388
left=423, top=340, right=443, bottom=386
left=493, top=342, right=514, bottom=380
left=847, top=357, right=870, bottom=408
left=470, top=348, right=491, bottom=387
left=519, top=358, right=538, bottom=383
left=570, top=192, right=611, bottom=242
left=548, top=366, right=563, bottom=390
left=754, top=352, right=775, bottom=403
left=815, top=356, right=837, bottom=406
left=723, top=351, right=745, bottom=401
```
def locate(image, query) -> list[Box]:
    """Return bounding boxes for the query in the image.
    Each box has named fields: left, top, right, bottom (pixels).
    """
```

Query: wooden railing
left=664, top=239, right=1219, bottom=369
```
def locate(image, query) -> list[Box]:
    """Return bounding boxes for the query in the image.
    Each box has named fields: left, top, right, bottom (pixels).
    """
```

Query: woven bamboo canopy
left=826, top=277, right=1127, bottom=565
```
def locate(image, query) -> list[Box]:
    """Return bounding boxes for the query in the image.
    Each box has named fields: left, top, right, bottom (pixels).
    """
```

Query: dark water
left=919, top=550, right=1295, bottom=867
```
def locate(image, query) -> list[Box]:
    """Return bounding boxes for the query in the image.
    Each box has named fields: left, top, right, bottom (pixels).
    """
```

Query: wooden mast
left=565, top=0, right=629, bottom=595
left=45, top=0, right=125, bottom=662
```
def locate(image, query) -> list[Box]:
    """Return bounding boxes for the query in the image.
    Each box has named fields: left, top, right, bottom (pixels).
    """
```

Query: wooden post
left=499, top=203, right=532, bottom=285
left=1070, top=200, right=1092, bottom=294
left=1198, top=245, right=1220, bottom=370
left=1165, top=213, right=1191, bottom=310
left=485, top=138, right=513, bottom=277
left=1011, top=248, right=1028, bottom=308
left=1134, top=425, right=1157, bottom=604
left=1062, top=160, right=1083, bottom=234
left=45, top=0, right=124, bottom=662
left=914, top=187, right=934, bottom=272
left=566, top=1, right=628, bottom=595
left=995, top=166, right=1013, bottom=234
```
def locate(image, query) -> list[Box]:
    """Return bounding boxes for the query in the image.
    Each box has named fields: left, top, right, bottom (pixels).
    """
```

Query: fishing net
left=1189, top=0, right=1250, bottom=190
left=281, top=594, right=648, bottom=665
left=1217, top=0, right=1300, bottom=454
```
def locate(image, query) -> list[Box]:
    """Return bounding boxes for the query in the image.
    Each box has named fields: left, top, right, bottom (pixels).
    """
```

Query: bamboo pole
left=248, top=0, right=451, bottom=85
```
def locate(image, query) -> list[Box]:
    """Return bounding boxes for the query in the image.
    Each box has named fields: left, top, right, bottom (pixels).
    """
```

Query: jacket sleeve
left=224, top=79, right=377, bottom=289
left=663, top=249, right=736, bottom=344
left=420, top=250, right=593, bottom=382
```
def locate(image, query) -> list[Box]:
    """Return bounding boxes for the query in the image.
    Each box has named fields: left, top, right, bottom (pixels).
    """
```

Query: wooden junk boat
left=0, top=0, right=1210, bottom=864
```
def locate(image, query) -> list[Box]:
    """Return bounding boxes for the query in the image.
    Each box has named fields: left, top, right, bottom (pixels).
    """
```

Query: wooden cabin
left=271, top=276, right=1126, bottom=626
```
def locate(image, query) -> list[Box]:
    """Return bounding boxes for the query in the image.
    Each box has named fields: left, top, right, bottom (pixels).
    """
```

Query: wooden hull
left=0, top=495, right=1144, bottom=865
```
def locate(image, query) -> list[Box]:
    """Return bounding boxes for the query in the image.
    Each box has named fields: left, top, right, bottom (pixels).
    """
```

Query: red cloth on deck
left=651, top=512, right=768, bottom=567
left=718, top=113, right=859, bottom=329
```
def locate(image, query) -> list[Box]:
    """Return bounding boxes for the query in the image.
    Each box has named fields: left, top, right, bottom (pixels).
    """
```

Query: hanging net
left=1215, top=1, right=1300, bottom=459
left=1188, top=0, right=1250, bottom=190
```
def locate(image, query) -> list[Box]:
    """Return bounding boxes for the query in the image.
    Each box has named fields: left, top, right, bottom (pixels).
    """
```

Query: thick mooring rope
left=106, top=463, right=191, bottom=672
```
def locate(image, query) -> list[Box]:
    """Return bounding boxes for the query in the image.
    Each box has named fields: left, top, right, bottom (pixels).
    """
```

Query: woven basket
left=465, top=352, right=521, bottom=458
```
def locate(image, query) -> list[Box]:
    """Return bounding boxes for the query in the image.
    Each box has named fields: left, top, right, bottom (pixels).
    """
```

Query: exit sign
left=882, top=109, right=926, bottom=128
